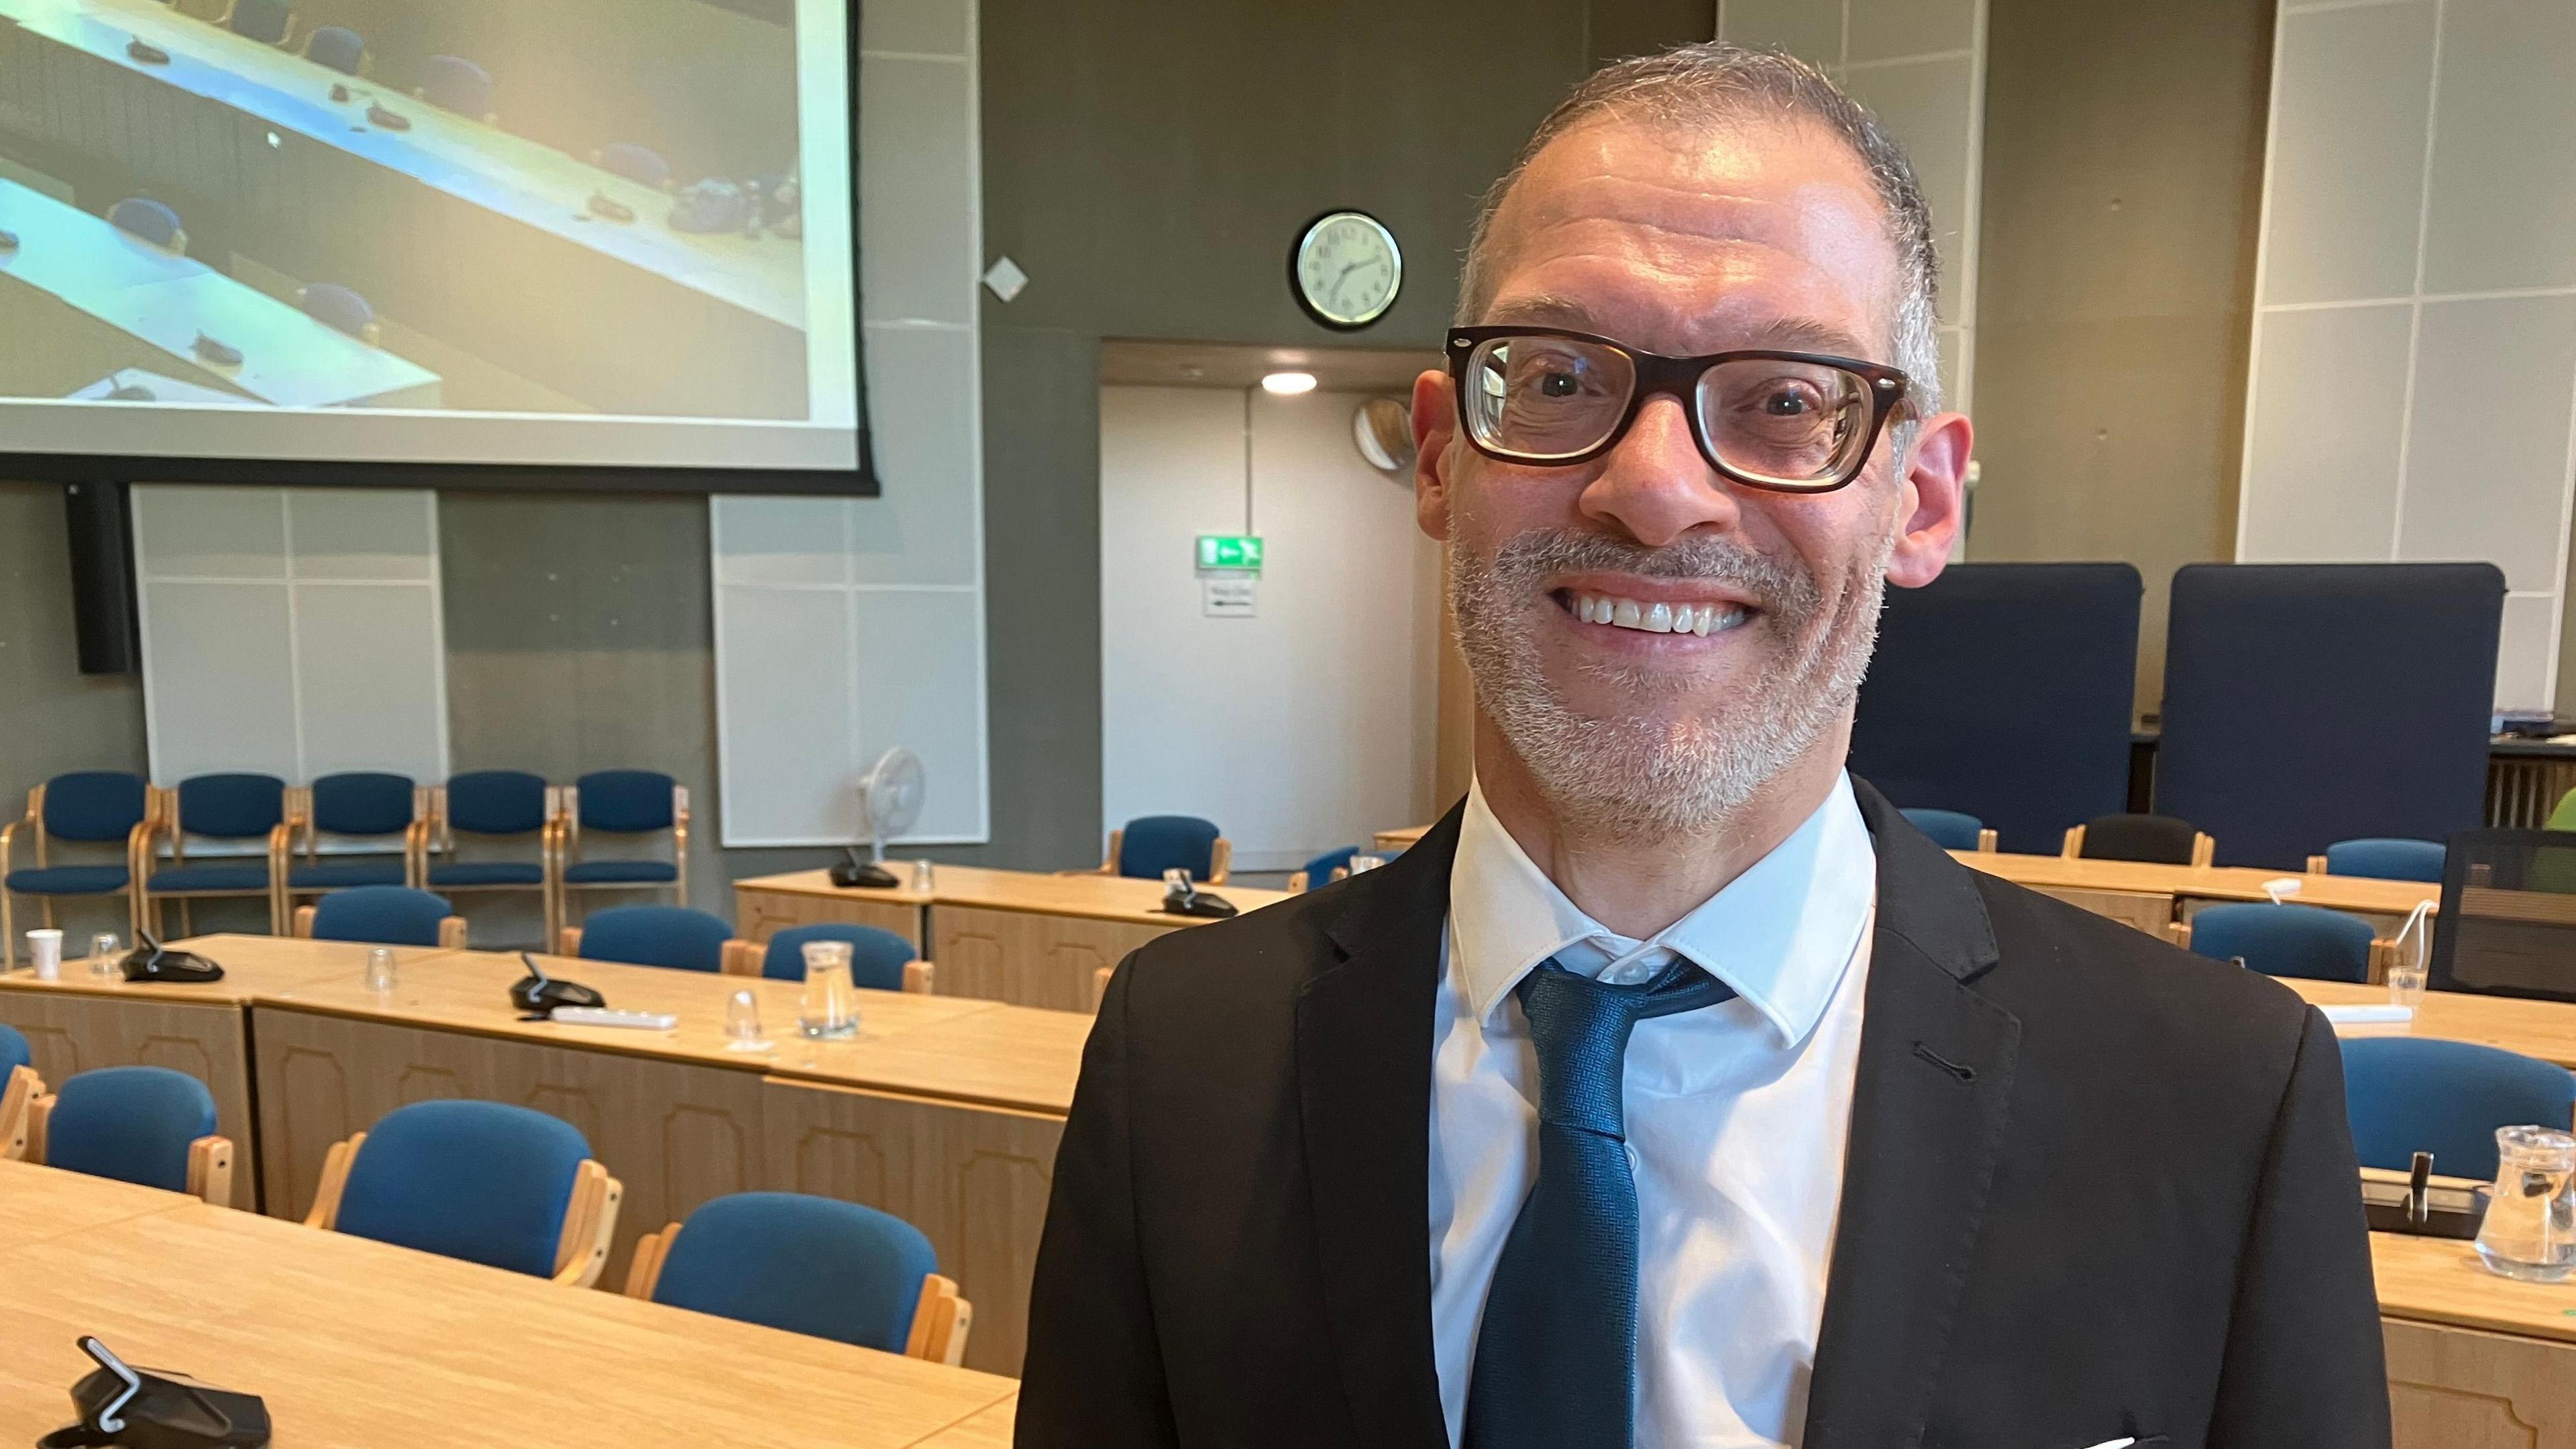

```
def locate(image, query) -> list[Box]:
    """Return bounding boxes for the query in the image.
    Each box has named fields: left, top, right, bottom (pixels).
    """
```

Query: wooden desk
left=1957, top=851, right=2438, bottom=936
left=734, top=866, right=1294, bottom=1014
left=251, top=946, right=1085, bottom=1375
left=0, top=1155, right=195, bottom=1252
left=2373, top=1230, right=2576, bottom=1446
left=0, top=176, right=440, bottom=406
left=2294, top=980, right=2576, bottom=1071
left=0, top=0, right=817, bottom=418
left=0, top=1161, right=1020, bottom=1448
left=1373, top=823, right=1430, bottom=853
left=0, top=934, right=453, bottom=1208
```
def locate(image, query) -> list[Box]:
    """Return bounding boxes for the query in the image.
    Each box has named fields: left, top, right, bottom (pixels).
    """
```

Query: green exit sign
left=1196, top=535, right=1265, bottom=573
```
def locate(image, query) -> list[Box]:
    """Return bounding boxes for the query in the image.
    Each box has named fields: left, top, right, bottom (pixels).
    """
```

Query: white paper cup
left=26, top=928, right=63, bottom=980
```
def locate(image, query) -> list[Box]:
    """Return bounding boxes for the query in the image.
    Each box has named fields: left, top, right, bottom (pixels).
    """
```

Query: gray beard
left=1449, top=527, right=1893, bottom=839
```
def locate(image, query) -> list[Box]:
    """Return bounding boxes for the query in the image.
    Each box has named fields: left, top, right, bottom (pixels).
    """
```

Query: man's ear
left=1884, top=411, right=1972, bottom=588
left=1411, top=368, right=1454, bottom=542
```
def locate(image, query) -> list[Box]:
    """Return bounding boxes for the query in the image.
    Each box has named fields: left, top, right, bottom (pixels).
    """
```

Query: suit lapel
left=1804, top=783, right=2022, bottom=1449
left=1297, top=806, right=1460, bottom=1449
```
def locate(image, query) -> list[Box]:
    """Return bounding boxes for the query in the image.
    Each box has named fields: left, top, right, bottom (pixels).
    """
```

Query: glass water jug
left=2475, top=1125, right=2576, bottom=1282
left=798, top=940, right=861, bottom=1040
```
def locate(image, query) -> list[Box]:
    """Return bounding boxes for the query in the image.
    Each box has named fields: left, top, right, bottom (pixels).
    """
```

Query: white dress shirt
left=1428, top=772, right=1877, bottom=1449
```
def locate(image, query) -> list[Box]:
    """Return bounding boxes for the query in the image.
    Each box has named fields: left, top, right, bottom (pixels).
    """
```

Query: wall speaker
left=62, top=482, right=138, bottom=676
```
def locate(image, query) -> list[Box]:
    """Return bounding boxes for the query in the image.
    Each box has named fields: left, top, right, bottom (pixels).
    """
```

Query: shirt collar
left=1447, top=771, right=1876, bottom=1046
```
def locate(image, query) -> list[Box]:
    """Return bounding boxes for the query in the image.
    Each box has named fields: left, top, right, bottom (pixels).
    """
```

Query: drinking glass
left=87, top=932, right=121, bottom=979
left=723, top=989, right=771, bottom=1052
left=798, top=940, right=860, bottom=1039
left=26, top=928, right=62, bottom=981
left=364, top=947, right=398, bottom=994
left=2476, top=1126, right=2576, bottom=1283
left=914, top=859, right=937, bottom=892
left=2387, top=901, right=2432, bottom=1008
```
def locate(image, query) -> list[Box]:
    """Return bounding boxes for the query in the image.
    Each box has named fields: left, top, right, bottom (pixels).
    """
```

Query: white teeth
left=1645, top=602, right=1673, bottom=633
left=1613, top=599, right=1642, bottom=629
left=1570, top=593, right=1748, bottom=636
left=1692, top=608, right=1712, bottom=636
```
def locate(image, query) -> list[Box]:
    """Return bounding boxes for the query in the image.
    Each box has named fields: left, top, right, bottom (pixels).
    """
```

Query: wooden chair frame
left=270, top=783, right=431, bottom=928
left=2166, top=919, right=2400, bottom=981
left=553, top=783, right=691, bottom=930
left=1068, top=827, right=1232, bottom=885
left=1, top=1063, right=44, bottom=1160
left=134, top=784, right=290, bottom=938
left=24, top=1089, right=233, bottom=1205
left=623, top=1220, right=971, bottom=1363
left=2063, top=822, right=2216, bottom=868
left=304, top=1130, right=622, bottom=1286
left=1, top=782, right=158, bottom=969
left=292, top=902, right=468, bottom=949
left=413, top=784, right=564, bottom=947
left=714, top=938, right=933, bottom=991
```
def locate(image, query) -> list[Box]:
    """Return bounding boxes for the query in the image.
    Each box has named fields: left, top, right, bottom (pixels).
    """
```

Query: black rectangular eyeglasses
left=1444, top=325, right=1911, bottom=494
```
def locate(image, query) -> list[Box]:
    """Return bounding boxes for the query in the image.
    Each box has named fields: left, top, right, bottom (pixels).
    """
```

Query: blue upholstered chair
left=2343, top=1037, right=2576, bottom=1181
left=0, top=1022, right=28, bottom=1079
left=294, top=885, right=464, bottom=949
left=757, top=923, right=926, bottom=990
left=305, top=1099, right=621, bottom=1285
left=596, top=142, right=674, bottom=190
left=556, top=770, right=688, bottom=925
left=625, top=1193, right=969, bottom=1361
left=2312, top=837, right=2447, bottom=883
left=303, top=23, right=364, bottom=74
left=2065, top=813, right=2213, bottom=867
left=1095, top=815, right=1228, bottom=882
left=1288, top=846, right=1359, bottom=894
left=2179, top=902, right=2378, bottom=983
left=425, top=771, right=559, bottom=943
left=417, top=54, right=496, bottom=123
left=28, top=1066, right=233, bottom=1203
left=278, top=772, right=419, bottom=924
left=561, top=904, right=739, bottom=973
left=136, top=774, right=290, bottom=937
left=219, top=0, right=292, bottom=44
left=1900, top=808, right=1996, bottom=853
left=1, top=1023, right=39, bottom=1162
left=298, top=283, right=380, bottom=345
left=1, top=771, right=152, bottom=969
left=107, top=198, right=185, bottom=254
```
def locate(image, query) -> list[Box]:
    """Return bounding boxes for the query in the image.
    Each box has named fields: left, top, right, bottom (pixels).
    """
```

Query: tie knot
left=1511, top=957, right=1733, bottom=1138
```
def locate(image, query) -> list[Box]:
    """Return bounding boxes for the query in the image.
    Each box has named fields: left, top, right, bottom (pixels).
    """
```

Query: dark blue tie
left=1462, top=955, right=1737, bottom=1449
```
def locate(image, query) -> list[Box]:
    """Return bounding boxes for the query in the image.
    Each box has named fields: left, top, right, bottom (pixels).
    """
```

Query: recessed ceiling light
left=1260, top=371, right=1318, bottom=395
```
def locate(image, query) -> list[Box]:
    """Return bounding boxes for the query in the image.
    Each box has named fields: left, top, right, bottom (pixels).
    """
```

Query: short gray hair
left=1456, top=42, right=1942, bottom=417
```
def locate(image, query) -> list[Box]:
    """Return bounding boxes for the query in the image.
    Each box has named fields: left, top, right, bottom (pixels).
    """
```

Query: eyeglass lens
left=1463, top=334, right=1877, bottom=486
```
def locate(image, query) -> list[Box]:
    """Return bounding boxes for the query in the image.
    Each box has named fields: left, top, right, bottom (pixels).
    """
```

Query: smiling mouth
left=1553, top=589, right=1753, bottom=637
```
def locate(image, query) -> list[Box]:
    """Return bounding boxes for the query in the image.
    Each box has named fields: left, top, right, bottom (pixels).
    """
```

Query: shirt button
left=1624, top=1144, right=1640, bottom=1170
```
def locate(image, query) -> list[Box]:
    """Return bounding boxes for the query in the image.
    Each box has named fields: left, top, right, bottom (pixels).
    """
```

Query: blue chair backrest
left=2343, top=1036, right=2576, bottom=1181
left=301, top=284, right=375, bottom=340
left=1116, top=815, right=1220, bottom=879
left=761, top=924, right=913, bottom=986
left=1299, top=846, right=1359, bottom=889
left=227, top=0, right=289, bottom=43
left=45, top=1066, right=216, bottom=1192
left=576, top=770, right=675, bottom=834
left=107, top=198, right=182, bottom=250
left=653, top=1193, right=936, bottom=1352
left=335, top=1100, right=588, bottom=1277
left=0, top=1022, right=30, bottom=1077
left=2324, top=837, right=2447, bottom=883
left=305, top=23, right=363, bottom=74
left=419, top=54, right=494, bottom=118
left=600, top=142, right=672, bottom=189
left=176, top=773, right=286, bottom=841
left=42, top=771, right=148, bottom=843
left=311, top=771, right=413, bottom=837
left=2186, top=902, right=2376, bottom=982
left=445, top=771, right=549, bottom=835
left=1900, top=808, right=1986, bottom=851
left=311, top=886, right=450, bottom=947
left=579, top=906, right=731, bottom=972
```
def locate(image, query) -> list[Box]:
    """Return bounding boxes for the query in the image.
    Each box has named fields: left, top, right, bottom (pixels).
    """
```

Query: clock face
left=1293, top=211, right=1402, bottom=329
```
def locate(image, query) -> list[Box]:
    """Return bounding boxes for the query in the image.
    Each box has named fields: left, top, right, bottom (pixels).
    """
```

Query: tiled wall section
left=1717, top=0, right=1988, bottom=417
left=710, top=0, right=989, bottom=845
left=2239, top=0, right=2576, bottom=712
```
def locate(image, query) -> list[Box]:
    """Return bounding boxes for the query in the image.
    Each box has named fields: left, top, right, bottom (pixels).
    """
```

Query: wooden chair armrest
left=902, top=959, right=933, bottom=994
left=2306, top=854, right=2330, bottom=875
left=623, top=1222, right=680, bottom=1300
left=405, top=816, right=431, bottom=888
left=719, top=939, right=762, bottom=977
left=1091, top=965, right=1112, bottom=1012
left=438, top=915, right=469, bottom=949
left=903, top=1274, right=971, bottom=1364
left=0, top=814, right=28, bottom=875
left=128, top=813, right=170, bottom=885
left=2190, top=833, right=2216, bottom=869
left=1102, top=828, right=1124, bottom=874
left=1208, top=838, right=1231, bottom=885
left=551, top=1161, right=621, bottom=1287
left=1976, top=828, right=1998, bottom=853
left=291, top=904, right=317, bottom=938
left=0, top=1064, right=40, bottom=1161
left=557, top=927, right=583, bottom=957
left=2368, top=936, right=2399, bottom=985
left=303, top=1132, right=364, bottom=1228
left=186, top=1134, right=235, bottom=1206
left=26, top=1093, right=56, bottom=1167
left=2061, top=824, right=2084, bottom=859
left=1286, top=871, right=1309, bottom=894
left=2167, top=920, right=2193, bottom=950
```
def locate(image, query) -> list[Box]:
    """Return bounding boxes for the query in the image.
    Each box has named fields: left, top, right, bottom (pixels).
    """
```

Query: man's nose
left=1576, top=394, right=1743, bottom=548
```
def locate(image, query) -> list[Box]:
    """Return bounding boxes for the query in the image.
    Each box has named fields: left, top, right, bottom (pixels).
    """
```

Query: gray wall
left=1968, top=0, right=2275, bottom=717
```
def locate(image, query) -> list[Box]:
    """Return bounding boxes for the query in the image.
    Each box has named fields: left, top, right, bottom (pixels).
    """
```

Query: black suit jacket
left=1018, top=783, right=2390, bottom=1448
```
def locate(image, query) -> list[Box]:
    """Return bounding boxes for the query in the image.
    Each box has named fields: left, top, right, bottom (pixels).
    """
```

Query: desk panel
left=0, top=991, right=252, bottom=1205
left=2376, top=1232, right=2576, bottom=1448
left=737, top=877, right=926, bottom=950
left=932, top=902, right=1171, bottom=1013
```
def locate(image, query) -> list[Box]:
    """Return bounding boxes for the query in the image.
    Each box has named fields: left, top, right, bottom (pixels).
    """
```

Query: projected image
left=0, top=0, right=859, bottom=469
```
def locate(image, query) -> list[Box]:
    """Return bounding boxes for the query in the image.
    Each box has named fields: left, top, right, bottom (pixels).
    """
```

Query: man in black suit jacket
left=1020, top=42, right=2387, bottom=1449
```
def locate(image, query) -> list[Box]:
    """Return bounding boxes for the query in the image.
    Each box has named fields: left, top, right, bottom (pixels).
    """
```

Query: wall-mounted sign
left=1195, top=534, right=1265, bottom=574
left=1202, top=578, right=1258, bottom=618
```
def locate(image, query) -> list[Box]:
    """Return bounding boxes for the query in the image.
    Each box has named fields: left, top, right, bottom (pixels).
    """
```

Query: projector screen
left=0, top=0, right=867, bottom=488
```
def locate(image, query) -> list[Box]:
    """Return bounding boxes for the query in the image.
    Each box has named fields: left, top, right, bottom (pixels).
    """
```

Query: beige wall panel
left=0, top=993, right=254, bottom=1208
